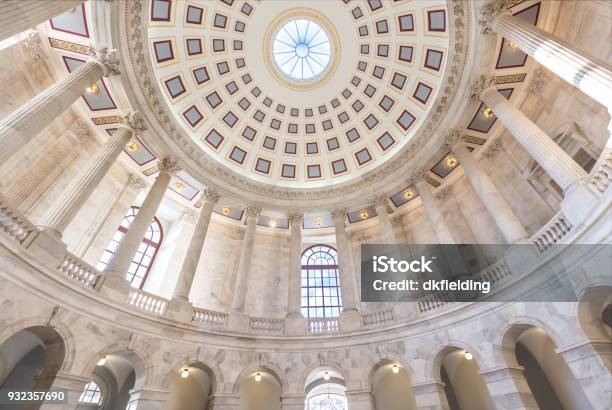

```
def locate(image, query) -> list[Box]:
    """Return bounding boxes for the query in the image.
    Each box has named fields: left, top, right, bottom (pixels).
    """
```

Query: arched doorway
left=164, top=362, right=216, bottom=410
left=238, top=368, right=282, bottom=410
left=371, top=359, right=416, bottom=410
left=304, top=366, right=348, bottom=410
left=436, top=347, right=493, bottom=410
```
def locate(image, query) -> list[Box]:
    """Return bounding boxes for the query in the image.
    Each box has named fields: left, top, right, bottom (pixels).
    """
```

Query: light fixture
left=181, top=368, right=189, bottom=378
left=446, top=156, right=458, bottom=167
left=221, top=207, right=231, bottom=216
left=403, top=189, right=414, bottom=199
left=86, top=83, right=100, bottom=95
left=269, top=219, right=277, bottom=227
left=323, top=371, right=331, bottom=381
left=174, top=182, right=185, bottom=191
left=483, top=107, right=493, bottom=118
left=392, top=364, right=400, bottom=374
left=315, top=217, right=324, bottom=228
left=360, top=210, right=369, bottom=219
left=96, top=356, right=107, bottom=366
left=126, top=141, right=139, bottom=151
left=508, top=41, right=519, bottom=49
left=464, top=351, right=473, bottom=360
left=254, top=372, right=262, bottom=382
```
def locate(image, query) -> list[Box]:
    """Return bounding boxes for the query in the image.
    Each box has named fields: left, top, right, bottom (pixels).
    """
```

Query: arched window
left=306, top=382, right=347, bottom=410
left=301, top=245, right=342, bottom=318
left=79, top=381, right=103, bottom=404
left=97, top=207, right=163, bottom=289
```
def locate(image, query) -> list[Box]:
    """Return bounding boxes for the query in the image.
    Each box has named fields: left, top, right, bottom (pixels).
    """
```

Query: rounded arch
left=366, top=356, right=415, bottom=389
left=298, top=360, right=351, bottom=391
left=0, top=315, right=75, bottom=374
left=426, top=339, right=486, bottom=382
left=81, top=343, right=152, bottom=390
left=369, top=356, right=417, bottom=410
left=161, top=358, right=222, bottom=394
left=577, top=285, right=612, bottom=340
left=232, top=361, right=288, bottom=395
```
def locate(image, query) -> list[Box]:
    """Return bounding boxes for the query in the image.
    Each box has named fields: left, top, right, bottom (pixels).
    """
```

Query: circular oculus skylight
left=272, top=19, right=331, bottom=82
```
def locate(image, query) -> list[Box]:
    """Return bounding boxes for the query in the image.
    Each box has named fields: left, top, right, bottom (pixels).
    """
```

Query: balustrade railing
left=531, top=212, right=573, bottom=253
left=417, top=292, right=452, bottom=313
left=127, top=288, right=168, bottom=316
left=250, top=317, right=284, bottom=333
left=0, top=195, right=37, bottom=246
left=192, top=307, right=228, bottom=328
left=476, top=260, right=511, bottom=285
left=362, top=307, right=395, bottom=327
left=588, top=147, right=612, bottom=195
left=308, top=317, right=339, bottom=334
left=57, top=253, right=102, bottom=288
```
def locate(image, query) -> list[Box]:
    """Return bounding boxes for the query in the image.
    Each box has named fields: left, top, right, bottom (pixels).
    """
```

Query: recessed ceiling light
left=86, top=83, right=100, bottom=94
left=126, top=141, right=139, bottom=151
left=403, top=189, right=413, bottom=199
left=255, top=372, right=262, bottom=382
left=392, top=364, right=400, bottom=374
left=181, top=368, right=189, bottom=378
left=446, top=156, right=458, bottom=167
left=483, top=107, right=493, bottom=117
left=360, top=210, right=368, bottom=219
left=221, top=207, right=231, bottom=216
left=174, top=182, right=185, bottom=191
left=96, top=356, right=107, bottom=366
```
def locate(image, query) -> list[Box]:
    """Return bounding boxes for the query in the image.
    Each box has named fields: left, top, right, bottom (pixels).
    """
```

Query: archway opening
left=85, top=353, right=140, bottom=410
left=512, top=327, right=592, bottom=410
left=438, top=347, right=493, bottom=410
left=0, top=326, right=65, bottom=395
left=239, top=369, right=281, bottom=410
left=165, top=362, right=215, bottom=410
left=304, top=367, right=347, bottom=410
left=371, top=360, right=416, bottom=410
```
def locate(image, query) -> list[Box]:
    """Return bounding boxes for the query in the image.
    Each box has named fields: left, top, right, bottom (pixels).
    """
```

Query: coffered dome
left=145, top=0, right=451, bottom=189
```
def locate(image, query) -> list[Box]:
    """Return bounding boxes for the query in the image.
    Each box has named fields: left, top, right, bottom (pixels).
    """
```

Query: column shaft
left=38, top=127, right=133, bottom=236
left=230, top=208, right=260, bottom=312
left=494, top=13, right=612, bottom=109
left=411, top=381, right=450, bottom=410
left=333, top=211, right=358, bottom=312
left=286, top=215, right=303, bottom=316
left=480, top=366, right=538, bottom=410
left=173, top=192, right=218, bottom=300
left=481, top=87, right=587, bottom=191
left=105, top=168, right=172, bottom=277
left=0, top=0, right=83, bottom=41
left=0, top=60, right=104, bottom=164
left=415, top=180, right=456, bottom=244
left=453, top=144, right=528, bottom=243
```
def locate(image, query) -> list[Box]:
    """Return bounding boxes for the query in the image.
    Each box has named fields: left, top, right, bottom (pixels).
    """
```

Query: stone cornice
left=119, top=0, right=472, bottom=210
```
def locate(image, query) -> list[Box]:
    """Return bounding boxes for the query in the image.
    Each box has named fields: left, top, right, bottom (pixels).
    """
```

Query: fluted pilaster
left=38, top=113, right=145, bottom=237
left=286, top=213, right=304, bottom=317
left=104, top=158, right=180, bottom=283
left=172, top=189, right=220, bottom=300
left=332, top=209, right=358, bottom=312
left=373, top=195, right=395, bottom=244
left=445, top=130, right=528, bottom=243
left=230, top=206, right=261, bottom=312
left=410, top=170, right=456, bottom=244
left=0, top=47, right=119, bottom=164
left=0, top=0, right=83, bottom=42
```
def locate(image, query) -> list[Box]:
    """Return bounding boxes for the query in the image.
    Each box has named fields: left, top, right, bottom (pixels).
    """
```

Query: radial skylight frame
left=272, top=18, right=332, bottom=82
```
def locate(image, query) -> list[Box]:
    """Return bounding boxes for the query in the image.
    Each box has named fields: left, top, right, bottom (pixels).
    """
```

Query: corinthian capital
left=69, top=118, right=93, bottom=143
left=201, top=188, right=220, bottom=204
left=158, top=157, right=181, bottom=176
left=89, top=46, right=120, bottom=76
left=331, top=209, right=347, bottom=222
left=119, top=111, right=147, bottom=134
left=408, top=168, right=427, bottom=185
left=479, top=0, right=511, bottom=35
left=245, top=206, right=262, bottom=219
left=373, top=195, right=389, bottom=210
left=443, top=129, right=466, bottom=151
left=469, top=75, right=496, bottom=100
left=288, top=213, right=304, bottom=225
left=127, top=174, right=147, bottom=191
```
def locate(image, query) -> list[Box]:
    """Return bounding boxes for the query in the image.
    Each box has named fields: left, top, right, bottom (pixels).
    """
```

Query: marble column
left=2, top=118, right=90, bottom=209
left=480, top=1, right=612, bottom=109
left=480, top=366, right=538, bottom=410
left=411, top=380, right=450, bottom=410
left=374, top=195, right=396, bottom=244
left=445, top=131, right=528, bottom=244
left=286, top=213, right=304, bottom=317
left=346, top=391, right=375, bottom=410
left=474, top=79, right=597, bottom=225
left=80, top=174, right=147, bottom=266
left=230, top=206, right=261, bottom=312
left=127, top=387, right=170, bottom=410
left=102, top=158, right=180, bottom=291
left=38, top=112, right=146, bottom=238
left=0, top=0, right=83, bottom=41
left=332, top=209, right=358, bottom=314
left=172, top=189, right=220, bottom=300
left=410, top=170, right=456, bottom=244
left=0, top=47, right=119, bottom=164
left=281, top=394, right=305, bottom=410
left=476, top=80, right=587, bottom=192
